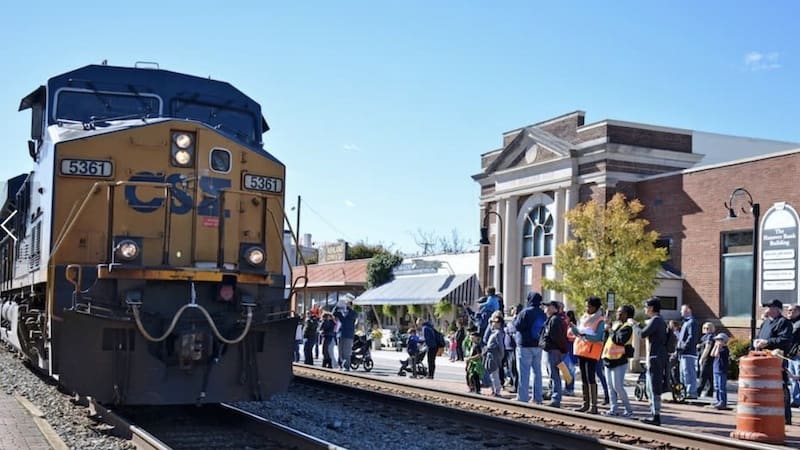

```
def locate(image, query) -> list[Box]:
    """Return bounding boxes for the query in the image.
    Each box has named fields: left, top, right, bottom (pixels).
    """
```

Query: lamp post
left=290, top=195, right=301, bottom=266
left=480, top=210, right=504, bottom=293
left=724, top=187, right=760, bottom=346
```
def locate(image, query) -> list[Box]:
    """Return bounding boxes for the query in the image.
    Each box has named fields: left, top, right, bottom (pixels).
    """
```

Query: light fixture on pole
left=480, top=210, right=504, bottom=293
left=290, top=195, right=301, bottom=266
left=724, top=187, right=760, bottom=346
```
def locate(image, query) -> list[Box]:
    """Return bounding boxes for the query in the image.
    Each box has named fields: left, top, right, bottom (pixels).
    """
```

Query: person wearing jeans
left=677, top=304, right=700, bottom=398
left=513, top=292, right=546, bottom=404
left=601, top=305, right=635, bottom=417
left=540, top=301, right=567, bottom=408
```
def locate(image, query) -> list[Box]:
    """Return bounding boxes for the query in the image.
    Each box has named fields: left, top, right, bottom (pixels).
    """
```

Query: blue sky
left=1, top=1, right=798, bottom=255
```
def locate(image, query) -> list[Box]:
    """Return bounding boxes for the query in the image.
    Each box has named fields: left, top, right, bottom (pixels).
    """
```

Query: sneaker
left=621, top=411, right=633, bottom=418
left=548, top=402, right=560, bottom=408
left=714, top=404, right=729, bottom=410
left=602, top=410, right=619, bottom=417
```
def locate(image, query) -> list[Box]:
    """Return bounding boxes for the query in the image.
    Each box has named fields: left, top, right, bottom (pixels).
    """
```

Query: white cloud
left=343, top=144, right=360, bottom=152
left=345, top=200, right=356, bottom=208
left=744, top=51, right=781, bottom=71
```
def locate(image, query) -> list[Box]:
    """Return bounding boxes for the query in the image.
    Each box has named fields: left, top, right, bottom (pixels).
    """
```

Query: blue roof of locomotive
left=44, top=64, right=270, bottom=149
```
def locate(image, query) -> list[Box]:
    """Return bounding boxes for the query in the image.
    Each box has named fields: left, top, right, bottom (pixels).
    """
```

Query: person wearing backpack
left=512, top=292, right=547, bottom=404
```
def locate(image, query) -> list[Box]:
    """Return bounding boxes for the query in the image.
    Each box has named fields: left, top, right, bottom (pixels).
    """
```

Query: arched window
left=522, top=205, right=553, bottom=257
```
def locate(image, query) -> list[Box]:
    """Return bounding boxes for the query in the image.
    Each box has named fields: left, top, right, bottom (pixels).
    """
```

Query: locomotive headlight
left=244, top=247, right=265, bottom=266
left=174, top=133, right=193, bottom=149
left=171, top=131, right=195, bottom=167
left=115, top=240, right=140, bottom=261
left=174, top=149, right=192, bottom=166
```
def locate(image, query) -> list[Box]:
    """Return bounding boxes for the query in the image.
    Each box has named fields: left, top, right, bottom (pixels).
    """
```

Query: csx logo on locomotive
left=124, top=171, right=231, bottom=217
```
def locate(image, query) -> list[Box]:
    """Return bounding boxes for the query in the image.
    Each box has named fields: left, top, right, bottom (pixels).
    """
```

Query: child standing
left=406, top=328, right=421, bottom=378
left=465, top=332, right=484, bottom=394
left=711, top=333, right=730, bottom=409
left=448, top=331, right=458, bottom=362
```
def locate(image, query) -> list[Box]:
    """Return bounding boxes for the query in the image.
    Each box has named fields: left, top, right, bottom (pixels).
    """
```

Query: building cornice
left=578, top=119, right=693, bottom=136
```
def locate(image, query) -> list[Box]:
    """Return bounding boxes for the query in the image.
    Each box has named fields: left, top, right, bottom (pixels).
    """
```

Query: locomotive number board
left=60, top=159, right=114, bottom=177
left=242, top=173, right=283, bottom=193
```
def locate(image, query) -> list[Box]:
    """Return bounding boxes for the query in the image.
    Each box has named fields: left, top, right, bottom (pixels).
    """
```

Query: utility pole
left=295, top=195, right=301, bottom=266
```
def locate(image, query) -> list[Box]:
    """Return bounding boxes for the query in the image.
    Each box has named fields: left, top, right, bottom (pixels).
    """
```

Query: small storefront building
left=354, top=252, right=480, bottom=341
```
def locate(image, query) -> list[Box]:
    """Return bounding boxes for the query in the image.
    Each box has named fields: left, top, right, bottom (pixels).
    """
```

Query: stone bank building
left=473, top=110, right=799, bottom=333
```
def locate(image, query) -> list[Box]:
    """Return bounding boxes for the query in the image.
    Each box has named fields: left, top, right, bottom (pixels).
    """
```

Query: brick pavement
left=0, top=393, right=53, bottom=450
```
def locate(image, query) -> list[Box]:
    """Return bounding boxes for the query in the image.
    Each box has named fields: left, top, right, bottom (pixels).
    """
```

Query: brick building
left=473, top=110, right=799, bottom=332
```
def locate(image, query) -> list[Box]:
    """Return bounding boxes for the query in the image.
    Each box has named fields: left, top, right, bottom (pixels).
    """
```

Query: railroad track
left=88, top=398, right=343, bottom=450
left=293, top=365, right=786, bottom=450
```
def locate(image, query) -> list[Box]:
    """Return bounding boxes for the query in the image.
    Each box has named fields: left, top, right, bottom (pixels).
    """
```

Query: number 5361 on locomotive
left=0, top=63, right=303, bottom=405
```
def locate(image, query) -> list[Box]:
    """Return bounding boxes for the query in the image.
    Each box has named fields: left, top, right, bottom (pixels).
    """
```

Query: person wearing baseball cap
left=710, top=333, right=730, bottom=410
left=754, top=298, right=793, bottom=425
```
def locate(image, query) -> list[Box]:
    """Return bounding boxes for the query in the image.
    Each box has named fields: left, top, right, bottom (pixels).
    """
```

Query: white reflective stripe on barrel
left=739, top=366, right=784, bottom=376
left=738, top=379, right=784, bottom=389
left=737, top=405, right=785, bottom=416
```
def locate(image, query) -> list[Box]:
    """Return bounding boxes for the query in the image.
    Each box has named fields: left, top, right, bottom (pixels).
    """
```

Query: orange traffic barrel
left=730, top=351, right=785, bottom=444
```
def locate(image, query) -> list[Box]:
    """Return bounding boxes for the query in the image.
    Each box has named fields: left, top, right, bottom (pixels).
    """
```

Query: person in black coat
left=539, top=301, right=567, bottom=408
left=640, top=297, right=667, bottom=426
left=753, top=299, right=794, bottom=425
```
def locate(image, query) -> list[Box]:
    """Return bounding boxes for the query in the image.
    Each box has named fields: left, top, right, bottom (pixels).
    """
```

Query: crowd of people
left=293, top=289, right=800, bottom=429
left=456, top=288, right=800, bottom=428
left=296, top=299, right=447, bottom=377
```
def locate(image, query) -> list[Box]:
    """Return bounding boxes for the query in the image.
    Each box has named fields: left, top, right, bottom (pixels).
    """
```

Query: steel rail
left=294, top=365, right=788, bottom=450
left=87, top=397, right=344, bottom=450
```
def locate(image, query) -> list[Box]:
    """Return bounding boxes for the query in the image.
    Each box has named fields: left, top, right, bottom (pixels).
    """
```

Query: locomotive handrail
left=50, top=180, right=172, bottom=264
left=130, top=303, right=253, bottom=345
left=48, top=180, right=171, bottom=319
left=277, top=209, right=308, bottom=307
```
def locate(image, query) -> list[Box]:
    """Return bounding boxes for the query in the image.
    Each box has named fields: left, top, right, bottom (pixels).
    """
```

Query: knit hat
left=713, top=333, right=729, bottom=343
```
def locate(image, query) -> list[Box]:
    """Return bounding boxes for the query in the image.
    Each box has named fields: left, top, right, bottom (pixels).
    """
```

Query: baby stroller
left=350, top=334, right=374, bottom=372
left=397, top=346, right=428, bottom=377
left=634, top=355, right=686, bottom=403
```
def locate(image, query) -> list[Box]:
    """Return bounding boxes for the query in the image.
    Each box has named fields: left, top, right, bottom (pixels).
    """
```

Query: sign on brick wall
left=760, top=202, right=800, bottom=306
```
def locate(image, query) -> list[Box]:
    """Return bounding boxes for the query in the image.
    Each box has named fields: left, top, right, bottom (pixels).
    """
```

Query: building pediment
left=484, top=127, right=572, bottom=175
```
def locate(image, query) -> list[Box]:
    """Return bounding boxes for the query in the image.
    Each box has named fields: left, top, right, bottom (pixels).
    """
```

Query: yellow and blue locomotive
left=0, top=63, right=297, bottom=405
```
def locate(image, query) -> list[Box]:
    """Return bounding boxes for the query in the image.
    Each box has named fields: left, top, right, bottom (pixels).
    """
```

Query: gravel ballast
left=0, top=346, right=133, bottom=450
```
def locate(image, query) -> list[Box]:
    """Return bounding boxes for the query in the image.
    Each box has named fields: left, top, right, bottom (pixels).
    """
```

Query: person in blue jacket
left=512, top=292, right=546, bottom=404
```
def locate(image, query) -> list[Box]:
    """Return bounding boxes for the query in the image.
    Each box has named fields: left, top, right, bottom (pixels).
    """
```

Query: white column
left=503, top=196, right=519, bottom=306
left=557, top=185, right=579, bottom=306
left=552, top=189, right=563, bottom=302
left=564, top=184, right=578, bottom=244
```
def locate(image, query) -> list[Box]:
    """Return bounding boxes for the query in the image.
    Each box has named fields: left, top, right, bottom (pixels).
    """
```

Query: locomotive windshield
left=55, top=90, right=161, bottom=122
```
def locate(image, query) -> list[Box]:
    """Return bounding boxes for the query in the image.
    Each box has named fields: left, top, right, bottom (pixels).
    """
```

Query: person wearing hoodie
left=420, top=319, right=439, bottom=379
left=512, top=292, right=547, bottom=404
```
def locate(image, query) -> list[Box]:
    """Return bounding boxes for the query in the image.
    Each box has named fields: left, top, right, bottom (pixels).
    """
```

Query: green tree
left=366, top=252, right=403, bottom=288
left=347, top=241, right=391, bottom=260
left=542, top=193, right=668, bottom=316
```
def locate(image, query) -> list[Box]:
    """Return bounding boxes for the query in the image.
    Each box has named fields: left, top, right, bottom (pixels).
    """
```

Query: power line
left=301, top=199, right=354, bottom=243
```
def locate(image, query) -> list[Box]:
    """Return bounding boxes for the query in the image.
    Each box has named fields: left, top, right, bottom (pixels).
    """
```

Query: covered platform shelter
left=354, top=273, right=480, bottom=307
